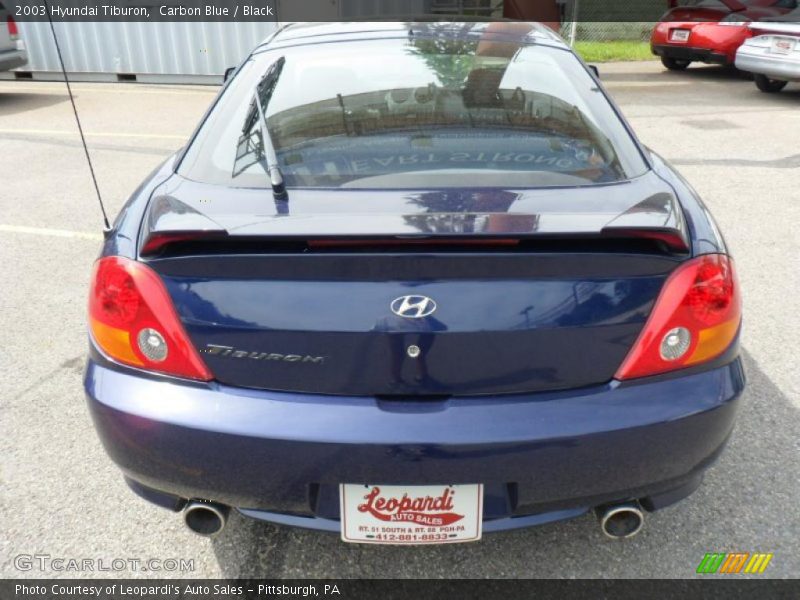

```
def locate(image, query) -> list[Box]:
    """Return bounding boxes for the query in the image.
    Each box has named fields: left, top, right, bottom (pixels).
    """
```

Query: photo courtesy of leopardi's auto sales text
left=1, top=0, right=798, bottom=597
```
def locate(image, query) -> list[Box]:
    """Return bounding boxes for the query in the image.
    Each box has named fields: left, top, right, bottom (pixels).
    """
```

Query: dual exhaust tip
left=597, top=502, right=645, bottom=539
left=182, top=499, right=644, bottom=539
left=183, top=500, right=229, bottom=537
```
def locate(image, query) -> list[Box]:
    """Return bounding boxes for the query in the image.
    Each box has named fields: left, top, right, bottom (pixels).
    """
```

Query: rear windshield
left=179, top=32, right=648, bottom=189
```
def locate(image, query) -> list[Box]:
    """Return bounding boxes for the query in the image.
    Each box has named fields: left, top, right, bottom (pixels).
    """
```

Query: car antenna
left=44, top=0, right=111, bottom=234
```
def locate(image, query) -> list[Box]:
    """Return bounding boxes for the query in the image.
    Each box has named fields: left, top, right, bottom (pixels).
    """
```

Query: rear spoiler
left=140, top=191, right=690, bottom=256
left=748, top=22, right=800, bottom=35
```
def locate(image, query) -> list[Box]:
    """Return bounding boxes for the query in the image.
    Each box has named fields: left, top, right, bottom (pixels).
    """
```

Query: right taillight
left=615, top=254, right=741, bottom=380
left=7, top=16, right=19, bottom=41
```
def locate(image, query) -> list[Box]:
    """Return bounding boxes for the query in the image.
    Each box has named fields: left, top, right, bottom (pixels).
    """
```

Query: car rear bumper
left=652, top=44, right=730, bottom=65
left=85, top=356, right=745, bottom=532
left=736, top=48, right=800, bottom=81
left=0, top=48, right=27, bottom=71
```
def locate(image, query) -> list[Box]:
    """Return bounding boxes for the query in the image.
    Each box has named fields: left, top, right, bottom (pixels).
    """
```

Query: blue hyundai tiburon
left=85, top=21, right=744, bottom=543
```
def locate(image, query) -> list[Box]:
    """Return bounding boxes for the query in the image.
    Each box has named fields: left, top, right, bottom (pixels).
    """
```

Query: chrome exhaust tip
left=597, top=502, right=644, bottom=539
left=183, top=500, right=229, bottom=537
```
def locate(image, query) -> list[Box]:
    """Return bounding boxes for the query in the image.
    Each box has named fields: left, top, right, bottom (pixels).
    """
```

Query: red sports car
left=651, top=0, right=797, bottom=70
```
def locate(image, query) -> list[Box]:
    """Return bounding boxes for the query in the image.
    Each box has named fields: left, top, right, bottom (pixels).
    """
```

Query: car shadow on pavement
left=601, top=64, right=751, bottom=84
left=663, top=65, right=753, bottom=81
left=0, top=91, right=68, bottom=116
left=211, top=349, right=798, bottom=578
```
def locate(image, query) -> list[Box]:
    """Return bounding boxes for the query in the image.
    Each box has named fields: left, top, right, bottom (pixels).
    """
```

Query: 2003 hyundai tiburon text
left=85, top=21, right=745, bottom=543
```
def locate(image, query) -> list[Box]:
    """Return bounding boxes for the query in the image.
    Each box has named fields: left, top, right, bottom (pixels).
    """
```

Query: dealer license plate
left=770, top=36, right=796, bottom=55
left=340, top=484, right=483, bottom=544
left=670, top=29, right=690, bottom=43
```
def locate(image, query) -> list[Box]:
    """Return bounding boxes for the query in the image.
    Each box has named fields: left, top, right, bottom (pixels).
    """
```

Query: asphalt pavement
left=0, top=61, right=798, bottom=578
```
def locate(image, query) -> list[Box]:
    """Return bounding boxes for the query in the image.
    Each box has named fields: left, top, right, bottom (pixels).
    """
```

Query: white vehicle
left=0, top=1, right=26, bottom=72
left=736, top=14, right=800, bottom=93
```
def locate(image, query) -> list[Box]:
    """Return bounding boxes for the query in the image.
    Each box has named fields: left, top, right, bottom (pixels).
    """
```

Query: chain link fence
left=561, top=22, right=654, bottom=43
left=429, top=0, right=504, bottom=16
left=427, top=0, right=659, bottom=44
left=428, top=0, right=657, bottom=43
left=558, top=0, right=665, bottom=43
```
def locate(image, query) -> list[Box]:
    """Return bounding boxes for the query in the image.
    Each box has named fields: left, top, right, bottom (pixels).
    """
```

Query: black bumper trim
left=652, top=45, right=730, bottom=65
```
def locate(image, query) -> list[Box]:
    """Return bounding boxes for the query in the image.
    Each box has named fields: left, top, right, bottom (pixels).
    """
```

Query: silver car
left=736, top=17, right=800, bottom=93
left=0, top=1, right=27, bottom=72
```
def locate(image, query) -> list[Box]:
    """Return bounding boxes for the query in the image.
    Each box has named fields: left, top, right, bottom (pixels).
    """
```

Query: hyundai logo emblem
left=390, top=295, right=437, bottom=319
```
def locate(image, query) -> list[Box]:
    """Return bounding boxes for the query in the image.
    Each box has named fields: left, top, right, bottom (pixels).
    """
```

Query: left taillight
left=615, top=254, right=741, bottom=380
left=88, top=256, right=212, bottom=381
left=7, top=16, right=19, bottom=41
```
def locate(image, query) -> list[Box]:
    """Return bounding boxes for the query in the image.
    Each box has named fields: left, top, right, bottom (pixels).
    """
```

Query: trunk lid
left=143, top=172, right=687, bottom=396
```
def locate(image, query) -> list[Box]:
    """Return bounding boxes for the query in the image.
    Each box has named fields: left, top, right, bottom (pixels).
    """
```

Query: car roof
left=257, top=20, right=568, bottom=52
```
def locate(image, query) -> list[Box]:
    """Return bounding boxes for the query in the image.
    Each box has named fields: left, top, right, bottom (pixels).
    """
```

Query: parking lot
left=0, top=61, right=798, bottom=578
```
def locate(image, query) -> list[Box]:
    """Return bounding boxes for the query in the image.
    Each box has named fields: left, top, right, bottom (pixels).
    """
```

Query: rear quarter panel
left=648, top=150, right=728, bottom=257
left=690, top=23, right=752, bottom=58
left=101, top=155, right=180, bottom=260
